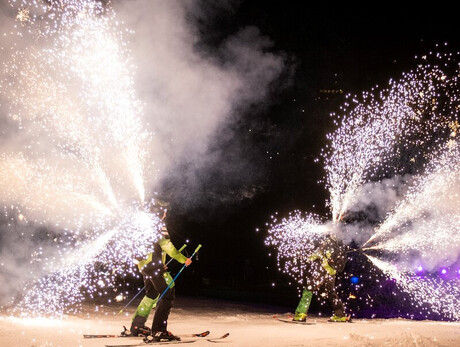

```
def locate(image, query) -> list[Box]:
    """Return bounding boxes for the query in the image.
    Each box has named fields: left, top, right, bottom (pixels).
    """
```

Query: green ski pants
left=295, top=289, right=313, bottom=315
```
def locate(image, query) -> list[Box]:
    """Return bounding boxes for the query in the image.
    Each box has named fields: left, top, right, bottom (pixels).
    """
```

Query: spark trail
left=266, top=49, right=460, bottom=320
left=324, top=53, right=457, bottom=223
left=0, top=0, right=159, bottom=315
left=265, top=211, right=331, bottom=286
left=360, top=139, right=460, bottom=320
left=364, top=139, right=460, bottom=252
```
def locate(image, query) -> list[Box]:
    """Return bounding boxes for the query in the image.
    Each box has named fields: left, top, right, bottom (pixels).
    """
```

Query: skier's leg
left=150, top=271, right=176, bottom=335
left=131, top=294, right=158, bottom=321
left=324, top=277, right=348, bottom=321
left=130, top=277, right=158, bottom=335
left=293, top=288, right=313, bottom=321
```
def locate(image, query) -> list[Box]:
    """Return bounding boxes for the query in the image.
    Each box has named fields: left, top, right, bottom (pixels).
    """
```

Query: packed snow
left=1, top=296, right=459, bottom=347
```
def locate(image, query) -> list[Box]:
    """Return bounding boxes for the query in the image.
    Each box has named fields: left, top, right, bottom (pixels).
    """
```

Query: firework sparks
left=366, top=255, right=460, bottom=320
left=323, top=54, right=457, bottom=223
left=449, top=120, right=459, bottom=137
left=265, top=211, right=331, bottom=285
left=16, top=7, right=30, bottom=23
left=357, top=139, right=460, bottom=320
left=0, top=0, right=159, bottom=316
left=364, top=139, right=460, bottom=249
left=17, top=207, right=162, bottom=316
left=266, top=50, right=460, bottom=320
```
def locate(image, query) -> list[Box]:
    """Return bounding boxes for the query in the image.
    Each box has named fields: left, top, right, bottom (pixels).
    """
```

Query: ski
left=327, top=314, right=353, bottom=323
left=83, top=326, right=144, bottom=339
left=273, top=315, right=316, bottom=325
left=105, top=341, right=196, bottom=347
left=85, top=329, right=209, bottom=339
left=84, top=334, right=125, bottom=338
left=143, top=333, right=228, bottom=345
left=104, top=332, right=228, bottom=347
left=275, top=317, right=316, bottom=325
left=206, top=332, right=230, bottom=343
left=143, top=332, right=227, bottom=345
left=189, top=331, right=211, bottom=337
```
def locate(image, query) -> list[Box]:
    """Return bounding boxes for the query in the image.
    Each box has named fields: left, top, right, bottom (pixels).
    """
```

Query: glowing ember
left=16, top=7, right=30, bottom=23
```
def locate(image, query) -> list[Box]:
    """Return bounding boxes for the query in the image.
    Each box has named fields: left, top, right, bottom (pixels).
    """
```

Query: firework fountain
left=0, top=0, right=212, bottom=318
left=0, top=0, right=286, bottom=318
left=266, top=50, right=460, bottom=320
left=0, top=0, right=164, bottom=316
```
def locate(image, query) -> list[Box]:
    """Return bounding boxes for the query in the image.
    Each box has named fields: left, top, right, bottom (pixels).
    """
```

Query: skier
left=293, top=234, right=350, bottom=322
left=129, top=198, right=192, bottom=341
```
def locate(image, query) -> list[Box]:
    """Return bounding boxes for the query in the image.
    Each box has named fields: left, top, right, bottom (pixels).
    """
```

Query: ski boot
left=120, top=326, right=132, bottom=337
left=129, top=324, right=152, bottom=337
left=292, top=313, right=307, bottom=322
left=145, top=331, right=181, bottom=343
left=329, top=314, right=352, bottom=322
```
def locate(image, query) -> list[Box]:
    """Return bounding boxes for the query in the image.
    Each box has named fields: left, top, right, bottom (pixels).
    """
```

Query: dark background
left=141, top=3, right=459, bottom=318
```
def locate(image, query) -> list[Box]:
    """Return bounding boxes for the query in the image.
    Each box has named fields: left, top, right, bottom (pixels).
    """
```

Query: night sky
left=157, top=2, right=460, bottom=309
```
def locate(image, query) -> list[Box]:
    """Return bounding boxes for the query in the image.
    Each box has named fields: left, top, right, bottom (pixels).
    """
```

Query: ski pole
left=346, top=248, right=358, bottom=253
left=118, top=244, right=187, bottom=314
left=157, top=244, right=202, bottom=302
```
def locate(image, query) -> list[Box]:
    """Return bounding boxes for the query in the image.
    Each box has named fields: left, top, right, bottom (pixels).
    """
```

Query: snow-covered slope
left=1, top=296, right=459, bottom=347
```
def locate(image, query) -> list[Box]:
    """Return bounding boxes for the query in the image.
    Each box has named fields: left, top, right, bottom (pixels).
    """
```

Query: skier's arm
left=308, top=251, right=336, bottom=276
left=158, top=237, right=191, bottom=265
left=321, top=257, right=336, bottom=276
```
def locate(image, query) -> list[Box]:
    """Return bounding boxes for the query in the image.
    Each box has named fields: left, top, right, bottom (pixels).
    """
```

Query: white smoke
left=0, top=0, right=287, bottom=306
left=347, top=175, right=412, bottom=222
left=114, top=0, right=286, bottom=206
